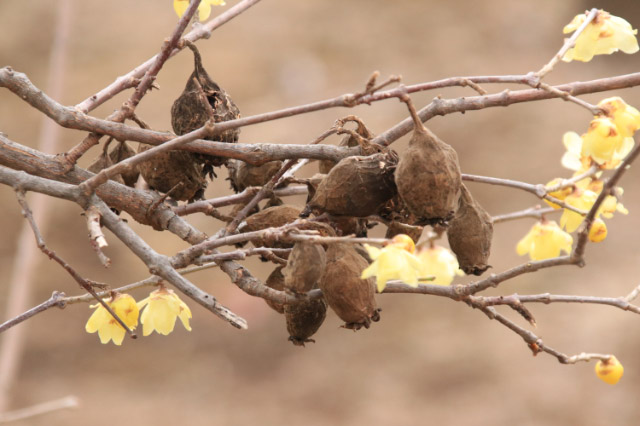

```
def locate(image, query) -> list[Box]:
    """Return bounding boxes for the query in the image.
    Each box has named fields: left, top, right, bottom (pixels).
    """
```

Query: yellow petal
left=197, top=3, right=212, bottom=21
left=595, top=356, right=624, bottom=385
left=173, top=0, right=189, bottom=19
left=588, top=218, right=608, bottom=242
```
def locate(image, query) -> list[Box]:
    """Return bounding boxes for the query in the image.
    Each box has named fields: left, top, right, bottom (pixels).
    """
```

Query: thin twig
left=3, top=68, right=640, bottom=164
left=536, top=8, right=599, bottom=78
left=64, top=0, right=203, bottom=165
left=13, top=191, right=136, bottom=338
left=492, top=206, right=557, bottom=224
left=85, top=205, right=110, bottom=267
left=0, top=292, right=66, bottom=334
left=463, top=174, right=587, bottom=215
left=470, top=292, right=640, bottom=315
left=573, top=141, right=640, bottom=263
left=479, top=305, right=611, bottom=364
left=75, top=0, right=264, bottom=113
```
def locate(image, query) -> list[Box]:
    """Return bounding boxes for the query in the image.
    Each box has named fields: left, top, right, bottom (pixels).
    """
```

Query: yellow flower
left=562, top=11, right=639, bottom=62
left=560, top=188, right=597, bottom=232
left=137, top=288, right=192, bottom=336
left=361, top=234, right=424, bottom=292
left=581, top=117, right=627, bottom=166
left=588, top=218, right=608, bottom=242
left=544, top=178, right=573, bottom=209
left=516, top=221, right=573, bottom=261
left=599, top=193, right=629, bottom=219
left=599, top=97, right=640, bottom=137
left=85, top=293, right=139, bottom=345
left=173, top=0, right=226, bottom=22
left=561, top=131, right=593, bottom=172
left=415, top=245, right=463, bottom=286
left=595, top=356, right=624, bottom=385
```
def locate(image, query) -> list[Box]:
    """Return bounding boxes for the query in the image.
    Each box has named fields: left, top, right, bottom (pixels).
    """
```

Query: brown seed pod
left=109, top=141, right=139, bottom=187
left=136, top=143, right=207, bottom=202
left=171, top=41, right=240, bottom=175
left=305, top=152, right=397, bottom=218
left=395, top=101, right=462, bottom=225
left=264, top=266, right=286, bottom=314
left=283, top=242, right=327, bottom=295
left=285, top=298, right=327, bottom=346
left=227, top=159, right=283, bottom=193
left=446, top=184, right=493, bottom=275
left=385, top=220, right=423, bottom=244
left=87, top=146, right=125, bottom=186
left=320, top=243, right=380, bottom=330
left=319, top=116, right=375, bottom=174
left=239, top=205, right=301, bottom=248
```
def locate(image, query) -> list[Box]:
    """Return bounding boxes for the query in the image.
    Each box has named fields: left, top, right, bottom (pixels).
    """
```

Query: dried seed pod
left=109, top=141, right=139, bottom=187
left=326, top=215, right=369, bottom=237
left=228, top=159, right=283, bottom=193
left=320, top=243, right=380, bottom=330
left=285, top=298, right=327, bottom=346
left=305, top=152, right=397, bottom=218
left=87, top=147, right=125, bottom=185
left=446, top=184, right=493, bottom=275
left=264, top=266, right=286, bottom=314
left=136, top=143, right=207, bottom=202
left=319, top=116, right=375, bottom=174
left=283, top=242, right=327, bottom=294
left=385, top=220, right=423, bottom=244
left=395, top=102, right=462, bottom=225
left=171, top=41, right=240, bottom=174
left=239, top=205, right=301, bottom=248
left=294, top=220, right=337, bottom=239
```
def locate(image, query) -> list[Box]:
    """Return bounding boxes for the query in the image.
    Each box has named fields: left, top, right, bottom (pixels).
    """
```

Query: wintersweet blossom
left=562, top=11, right=639, bottom=62
left=600, top=193, right=629, bottom=219
left=598, top=97, right=640, bottom=137
left=173, top=0, right=226, bottom=22
left=562, top=129, right=633, bottom=171
left=516, top=221, right=573, bottom=261
left=415, top=245, right=463, bottom=286
left=560, top=188, right=597, bottom=232
left=588, top=218, right=608, bottom=243
left=85, top=293, right=139, bottom=345
left=581, top=117, right=631, bottom=167
left=361, top=234, right=423, bottom=292
left=544, top=178, right=573, bottom=209
left=561, top=131, right=593, bottom=172
left=137, top=288, right=193, bottom=336
left=595, top=356, right=624, bottom=385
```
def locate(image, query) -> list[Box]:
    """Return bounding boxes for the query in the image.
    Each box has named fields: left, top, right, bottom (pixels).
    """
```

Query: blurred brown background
left=1, top=1, right=640, bottom=425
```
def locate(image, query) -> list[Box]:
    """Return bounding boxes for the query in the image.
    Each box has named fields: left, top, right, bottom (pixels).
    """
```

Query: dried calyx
left=320, top=243, right=380, bottom=330
left=171, top=40, right=240, bottom=177
left=283, top=241, right=327, bottom=295
left=304, top=150, right=398, bottom=218
left=87, top=138, right=139, bottom=188
left=446, top=184, right=493, bottom=275
left=285, top=297, right=327, bottom=346
left=394, top=95, right=462, bottom=225
left=136, top=142, right=207, bottom=202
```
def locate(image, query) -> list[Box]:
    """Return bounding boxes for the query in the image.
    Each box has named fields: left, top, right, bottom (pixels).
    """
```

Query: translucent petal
left=563, top=14, right=585, bottom=34
left=417, top=246, right=459, bottom=286
left=197, top=3, right=212, bottom=21
left=173, top=0, right=189, bottom=19
left=363, top=244, right=381, bottom=260
left=85, top=305, right=110, bottom=333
